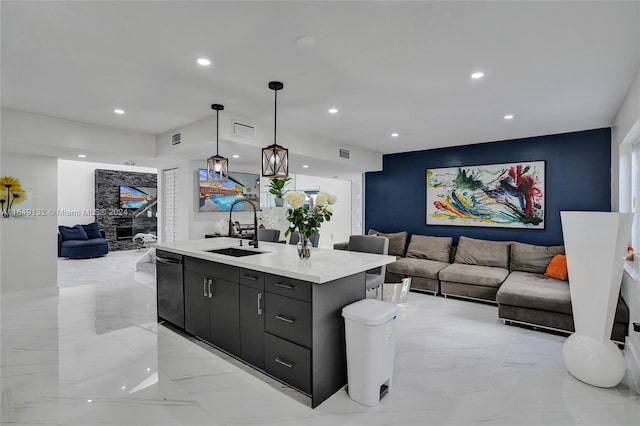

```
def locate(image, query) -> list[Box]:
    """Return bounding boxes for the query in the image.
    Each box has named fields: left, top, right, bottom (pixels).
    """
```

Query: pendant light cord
left=216, top=109, right=220, bottom=154
left=273, top=88, right=277, bottom=146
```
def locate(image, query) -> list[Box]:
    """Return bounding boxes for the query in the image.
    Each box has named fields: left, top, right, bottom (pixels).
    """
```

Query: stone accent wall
left=95, top=169, right=157, bottom=251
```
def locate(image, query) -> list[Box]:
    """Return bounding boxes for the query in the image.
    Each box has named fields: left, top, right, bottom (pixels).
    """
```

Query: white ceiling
left=2, top=1, right=639, bottom=158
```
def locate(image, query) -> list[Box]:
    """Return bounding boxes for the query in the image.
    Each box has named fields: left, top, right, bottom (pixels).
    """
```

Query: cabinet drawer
left=184, top=257, right=239, bottom=282
left=239, top=268, right=264, bottom=290
left=265, top=292, right=311, bottom=348
left=265, top=274, right=311, bottom=302
left=264, top=333, right=311, bottom=394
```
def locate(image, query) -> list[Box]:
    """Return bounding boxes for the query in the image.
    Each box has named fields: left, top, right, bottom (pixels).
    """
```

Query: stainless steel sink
left=204, top=247, right=264, bottom=257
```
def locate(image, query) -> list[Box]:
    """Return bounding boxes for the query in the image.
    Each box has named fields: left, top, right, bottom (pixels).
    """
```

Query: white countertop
left=154, top=237, right=396, bottom=284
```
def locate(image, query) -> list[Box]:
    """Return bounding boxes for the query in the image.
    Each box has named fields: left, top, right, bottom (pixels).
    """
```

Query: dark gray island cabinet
left=159, top=253, right=368, bottom=407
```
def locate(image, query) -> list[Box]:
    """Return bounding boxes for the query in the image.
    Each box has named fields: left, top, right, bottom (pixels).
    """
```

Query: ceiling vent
left=232, top=120, right=256, bottom=139
left=171, top=133, right=181, bottom=146
left=339, top=148, right=350, bottom=159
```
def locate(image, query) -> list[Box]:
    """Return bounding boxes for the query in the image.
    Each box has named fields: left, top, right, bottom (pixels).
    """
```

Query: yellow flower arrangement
left=0, top=176, right=27, bottom=218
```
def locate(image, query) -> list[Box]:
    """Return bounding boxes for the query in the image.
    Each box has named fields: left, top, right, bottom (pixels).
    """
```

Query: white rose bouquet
left=283, top=191, right=337, bottom=241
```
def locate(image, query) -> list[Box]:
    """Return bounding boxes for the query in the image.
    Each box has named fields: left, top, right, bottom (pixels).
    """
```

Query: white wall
left=1, top=109, right=156, bottom=160
left=57, top=160, right=157, bottom=226
left=0, top=154, right=58, bottom=294
left=163, top=161, right=352, bottom=247
left=156, top=113, right=383, bottom=174
left=614, top=65, right=640, bottom=387
left=614, top=66, right=640, bottom=211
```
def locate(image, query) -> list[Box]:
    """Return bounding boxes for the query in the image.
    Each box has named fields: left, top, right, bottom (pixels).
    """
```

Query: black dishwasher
left=156, top=250, right=184, bottom=328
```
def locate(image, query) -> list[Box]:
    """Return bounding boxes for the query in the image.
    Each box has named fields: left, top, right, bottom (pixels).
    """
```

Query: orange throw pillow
left=545, top=254, right=568, bottom=281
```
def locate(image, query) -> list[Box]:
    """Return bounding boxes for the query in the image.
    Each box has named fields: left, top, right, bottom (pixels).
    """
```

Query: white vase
left=560, top=211, right=634, bottom=387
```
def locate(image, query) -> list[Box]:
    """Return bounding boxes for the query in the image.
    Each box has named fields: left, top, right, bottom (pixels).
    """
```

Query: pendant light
left=261, top=81, right=289, bottom=178
left=207, top=103, right=229, bottom=181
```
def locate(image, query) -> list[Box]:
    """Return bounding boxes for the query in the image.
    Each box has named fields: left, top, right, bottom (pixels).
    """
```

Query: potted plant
left=268, top=176, right=292, bottom=207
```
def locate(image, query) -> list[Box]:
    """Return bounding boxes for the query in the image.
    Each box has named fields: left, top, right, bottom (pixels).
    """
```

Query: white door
left=162, top=168, right=179, bottom=242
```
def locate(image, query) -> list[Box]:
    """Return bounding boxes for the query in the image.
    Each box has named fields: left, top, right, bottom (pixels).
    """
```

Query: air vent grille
left=233, top=121, right=256, bottom=139
left=171, top=133, right=181, bottom=145
left=339, top=148, right=350, bottom=159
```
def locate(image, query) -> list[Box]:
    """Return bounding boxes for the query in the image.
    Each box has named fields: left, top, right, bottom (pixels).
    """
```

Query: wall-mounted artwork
left=119, top=186, right=157, bottom=210
left=198, top=169, right=261, bottom=212
left=426, top=161, right=545, bottom=229
left=0, top=176, right=29, bottom=218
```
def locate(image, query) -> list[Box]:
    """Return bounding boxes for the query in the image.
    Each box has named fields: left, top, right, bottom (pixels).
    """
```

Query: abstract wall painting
left=426, top=161, right=545, bottom=229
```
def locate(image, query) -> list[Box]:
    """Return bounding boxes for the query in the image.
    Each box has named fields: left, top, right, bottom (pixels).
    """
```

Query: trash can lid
left=342, top=299, right=398, bottom=325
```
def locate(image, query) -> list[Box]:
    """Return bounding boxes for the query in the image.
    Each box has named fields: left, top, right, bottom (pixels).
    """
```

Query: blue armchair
left=58, top=223, right=109, bottom=259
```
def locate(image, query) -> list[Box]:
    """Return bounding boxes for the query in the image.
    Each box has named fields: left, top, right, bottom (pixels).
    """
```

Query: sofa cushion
left=439, top=263, right=509, bottom=287
left=497, top=271, right=571, bottom=315
left=387, top=257, right=449, bottom=280
left=510, top=241, right=564, bottom=274
left=58, top=225, right=88, bottom=241
left=368, top=229, right=408, bottom=257
left=498, top=271, right=629, bottom=323
left=405, top=235, right=453, bottom=263
left=454, top=236, right=510, bottom=269
left=81, top=222, right=102, bottom=239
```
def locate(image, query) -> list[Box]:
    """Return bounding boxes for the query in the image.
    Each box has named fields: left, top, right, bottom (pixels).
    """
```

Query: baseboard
left=624, top=336, right=640, bottom=393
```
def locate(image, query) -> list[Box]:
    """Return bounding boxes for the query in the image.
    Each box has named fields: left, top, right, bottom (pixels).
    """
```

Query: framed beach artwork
left=426, top=161, right=545, bottom=229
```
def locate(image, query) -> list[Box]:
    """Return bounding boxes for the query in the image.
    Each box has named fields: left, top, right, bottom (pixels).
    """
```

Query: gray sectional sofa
left=334, top=233, right=630, bottom=343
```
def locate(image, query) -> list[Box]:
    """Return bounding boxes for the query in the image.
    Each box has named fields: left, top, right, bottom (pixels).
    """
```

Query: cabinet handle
left=203, top=278, right=208, bottom=297
left=156, top=257, right=182, bottom=265
left=208, top=278, right=213, bottom=298
left=275, top=282, right=294, bottom=290
left=275, top=314, right=295, bottom=324
left=257, top=292, right=263, bottom=315
left=243, top=274, right=258, bottom=281
left=274, top=357, right=294, bottom=369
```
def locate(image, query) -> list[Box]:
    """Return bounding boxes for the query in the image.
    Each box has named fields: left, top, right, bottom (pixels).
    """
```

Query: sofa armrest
left=58, top=233, right=62, bottom=257
left=333, top=242, right=348, bottom=251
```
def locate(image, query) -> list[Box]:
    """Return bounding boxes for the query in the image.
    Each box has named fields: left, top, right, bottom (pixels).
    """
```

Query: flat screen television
left=119, top=186, right=157, bottom=209
left=198, top=169, right=260, bottom=212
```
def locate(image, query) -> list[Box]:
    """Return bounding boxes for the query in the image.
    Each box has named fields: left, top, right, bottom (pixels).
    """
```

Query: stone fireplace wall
left=95, top=169, right=157, bottom=251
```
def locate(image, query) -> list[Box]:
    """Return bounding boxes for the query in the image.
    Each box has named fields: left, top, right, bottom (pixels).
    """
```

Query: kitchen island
left=155, top=237, right=395, bottom=407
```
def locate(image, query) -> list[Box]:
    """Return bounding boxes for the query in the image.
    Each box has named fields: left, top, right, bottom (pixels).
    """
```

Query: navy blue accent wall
left=365, top=128, right=611, bottom=246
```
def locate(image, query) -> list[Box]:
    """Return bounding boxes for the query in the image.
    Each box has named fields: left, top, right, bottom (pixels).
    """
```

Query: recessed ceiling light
left=504, top=114, right=514, bottom=120
left=328, top=108, right=338, bottom=114
left=197, top=58, right=211, bottom=66
left=391, top=133, right=399, bottom=138
left=471, top=71, right=484, bottom=79
left=296, top=35, right=317, bottom=48
left=302, top=164, right=309, bottom=168
left=114, top=109, right=125, bottom=115
left=232, top=154, right=239, bottom=158
left=77, top=154, right=87, bottom=158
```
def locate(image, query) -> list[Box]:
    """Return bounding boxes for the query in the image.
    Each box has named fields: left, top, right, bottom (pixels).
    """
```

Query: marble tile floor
left=2, top=250, right=639, bottom=425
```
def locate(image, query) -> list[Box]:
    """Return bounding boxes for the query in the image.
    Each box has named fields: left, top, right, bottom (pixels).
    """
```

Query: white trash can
left=342, top=299, right=398, bottom=406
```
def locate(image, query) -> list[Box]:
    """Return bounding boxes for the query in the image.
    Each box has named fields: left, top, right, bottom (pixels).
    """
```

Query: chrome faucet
left=228, top=198, right=259, bottom=248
